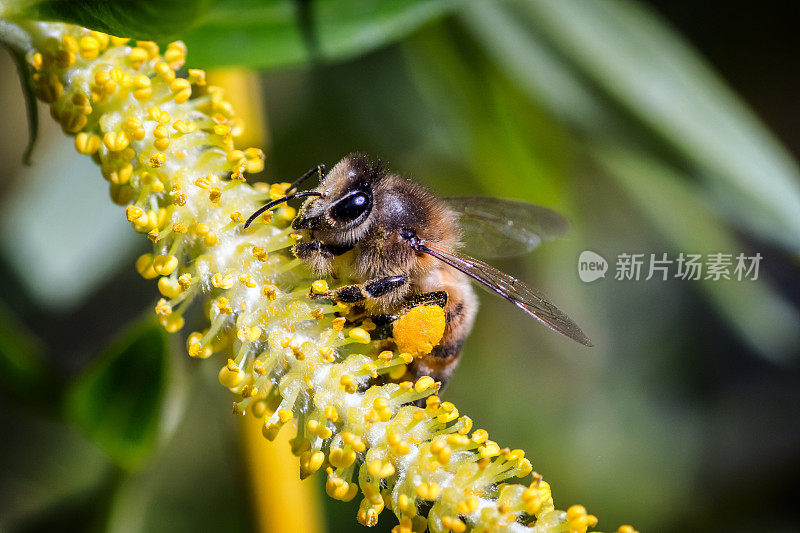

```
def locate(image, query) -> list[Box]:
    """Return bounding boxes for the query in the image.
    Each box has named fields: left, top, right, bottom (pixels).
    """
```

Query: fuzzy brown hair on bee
left=245, top=153, right=592, bottom=388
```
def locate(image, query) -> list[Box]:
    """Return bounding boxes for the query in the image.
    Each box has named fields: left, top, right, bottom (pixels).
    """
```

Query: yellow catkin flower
left=8, top=19, right=627, bottom=533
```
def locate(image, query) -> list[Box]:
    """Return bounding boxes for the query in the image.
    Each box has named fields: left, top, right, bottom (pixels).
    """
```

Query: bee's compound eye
left=329, top=191, right=372, bottom=223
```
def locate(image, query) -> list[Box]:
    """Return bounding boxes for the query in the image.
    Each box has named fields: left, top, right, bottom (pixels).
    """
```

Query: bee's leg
left=367, top=313, right=397, bottom=340
left=316, top=275, right=409, bottom=303
left=402, top=290, right=448, bottom=310
left=294, top=240, right=333, bottom=260
left=293, top=240, right=352, bottom=260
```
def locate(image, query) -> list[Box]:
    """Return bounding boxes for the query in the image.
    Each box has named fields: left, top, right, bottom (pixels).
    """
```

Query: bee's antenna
left=286, top=164, right=325, bottom=195
left=244, top=191, right=322, bottom=228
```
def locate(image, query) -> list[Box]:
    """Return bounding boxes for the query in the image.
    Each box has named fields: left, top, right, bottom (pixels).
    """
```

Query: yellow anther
left=103, top=131, right=130, bottom=152
left=237, top=326, right=262, bottom=343
left=211, top=272, right=235, bottom=290
left=154, top=298, right=172, bottom=316
left=245, top=147, right=265, bottom=173
left=126, top=205, right=144, bottom=222
left=349, top=327, right=371, bottom=344
left=425, top=395, right=441, bottom=412
left=447, top=434, right=470, bottom=447
left=323, top=406, right=339, bottom=422
left=311, top=279, right=328, bottom=294
left=216, top=297, right=233, bottom=314
left=414, top=376, right=436, bottom=393
left=79, top=35, right=100, bottom=60
left=154, top=61, right=176, bottom=81
left=515, top=458, right=533, bottom=477
left=479, top=440, right=501, bottom=458
left=218, top=359, right=245, bottom=388
left=188, top=69, right=206, bottom=86
left=339, top=374, right=357, bottom=394
left=90, top=31, right=110, bottom=49
left=457, top=496, right=480, bottom=515
left=170, top=78, right=192, bottom=104
left=318, top=346, right=334, bottom=362
left=147, top=105, right=170, bottom=123
left=358, top=505, right=382, bottom=528
left=277, top=409, right=293, bottom=423
left=415, top=482, right=441, bottom=500
left=135, top=253, right=157, bottom=279
left=186, top=332, right=212, bottom=359
left=148, top=153, right=166, bottom=168
left=238, top=273, right=256, bottom=288
left=367, top=460, right=395, bottom=479
left=209, top=187, right=222, bottom=205
left=160, top=312, right=184, bottom=333
left=615, top=526, right=639, bottom=533
left=172, top=222, right=187, bottom=234
left=164, top=41, right=187, bottom=68
left=136, top=40, right=160, bottom=58
left=31, top=52, right=44, bottom=70
left=153, top=254, right=178, bottom=276
left=471, top=429, right=489, bottom=444
left=227, top=149, right=246, bottom=165
left=332, top=317, right=346, bottom=331
left=213, top=123, right=231, bottom=136
left=132, top=74, right=152, bottom=100
left=437, top=402, right=459, bottom=424
left=262, top=285, right=277, bottom=299
left=157, top=277, right=181, bottom=299
left=110, top=68, right=131, bottom=87
left=128, top=46, right=149, bottom=65
left=109, top=35, right=130, bottom=46
left=440, top=516, right=466, bottom=533
left=328, top=447, right=356, bottom=469
left=173, top=120, right=197, bottom=134
left=203, top=233, right=219, bottom=247
left=75, top=132, right=101, bottom=155
left=362, top=362, right=378, bottom=378
left=299, top=450, right=325, bottom=479
left=567, top=505, right=598, bottom=533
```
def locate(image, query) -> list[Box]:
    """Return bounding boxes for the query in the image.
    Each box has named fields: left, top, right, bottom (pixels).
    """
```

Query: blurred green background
left=1, top=1, right=799, bottom=532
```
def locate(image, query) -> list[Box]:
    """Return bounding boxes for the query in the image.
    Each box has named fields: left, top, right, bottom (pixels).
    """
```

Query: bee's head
left=292, top=153, right=384, bottom=244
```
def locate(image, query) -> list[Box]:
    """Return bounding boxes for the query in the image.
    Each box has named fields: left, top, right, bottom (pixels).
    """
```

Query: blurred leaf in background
left=65, top=317, right=171, bottom=471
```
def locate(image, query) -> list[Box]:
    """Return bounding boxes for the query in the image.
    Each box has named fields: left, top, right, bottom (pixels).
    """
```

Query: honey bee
left=245, top=154, right=592, bottom=386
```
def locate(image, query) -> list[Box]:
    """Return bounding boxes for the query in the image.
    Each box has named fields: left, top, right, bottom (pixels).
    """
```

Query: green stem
left=0, top=19, right=31, bottom=54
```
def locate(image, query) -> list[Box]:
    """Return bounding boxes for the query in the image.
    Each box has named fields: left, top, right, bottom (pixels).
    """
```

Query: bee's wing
left=418, top=241, right=593, bottom=346
left=445, top=197, right=570, bottom=259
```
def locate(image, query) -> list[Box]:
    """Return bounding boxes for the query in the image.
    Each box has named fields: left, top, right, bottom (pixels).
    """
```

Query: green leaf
left=466, top=0, right=800, bottom=252
left=181, top=0, right=465, bottom=69
left=0, top=302, right=49, bottom=405
left=65, top=317, right=170, bottom=470
left=15, top=0, right=217, bottom=40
